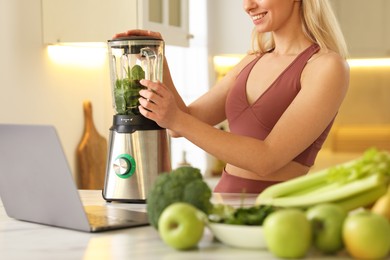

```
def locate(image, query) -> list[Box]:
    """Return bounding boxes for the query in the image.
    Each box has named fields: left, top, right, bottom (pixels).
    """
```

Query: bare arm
left=139, top=52, right=349, bottom=177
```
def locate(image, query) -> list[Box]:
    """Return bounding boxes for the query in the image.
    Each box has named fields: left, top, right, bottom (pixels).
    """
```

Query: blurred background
left=0, top=0, right=389, bottom=183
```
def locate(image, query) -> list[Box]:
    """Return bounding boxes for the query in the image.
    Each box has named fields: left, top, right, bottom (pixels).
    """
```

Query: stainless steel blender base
left=102, top=129, right=170, bottom=203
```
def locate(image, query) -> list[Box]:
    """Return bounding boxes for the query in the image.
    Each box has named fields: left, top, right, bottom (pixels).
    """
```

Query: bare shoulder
left=306, top=50, right=349, bottom=77
left=303, top=50, right=350, bottom=92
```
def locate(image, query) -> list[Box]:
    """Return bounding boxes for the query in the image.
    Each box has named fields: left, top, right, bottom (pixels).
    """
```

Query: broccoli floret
left=182, top=179, right=212, bottom=213
left=147, top=166, right=213, bottom=229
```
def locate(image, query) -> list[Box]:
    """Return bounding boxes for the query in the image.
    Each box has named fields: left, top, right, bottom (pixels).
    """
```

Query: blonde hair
left=251, top=0, right=348, bottom=59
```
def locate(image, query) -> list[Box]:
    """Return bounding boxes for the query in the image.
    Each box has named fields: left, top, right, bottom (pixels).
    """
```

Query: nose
left=243, top=0, right=256, bottom=14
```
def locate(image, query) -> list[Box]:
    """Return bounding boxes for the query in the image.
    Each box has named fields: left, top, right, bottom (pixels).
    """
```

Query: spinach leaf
left=114, top=65, right=146, bottom=115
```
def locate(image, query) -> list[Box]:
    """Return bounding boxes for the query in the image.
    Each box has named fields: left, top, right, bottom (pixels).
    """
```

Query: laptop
left=0, top=124, right=149, bottom=232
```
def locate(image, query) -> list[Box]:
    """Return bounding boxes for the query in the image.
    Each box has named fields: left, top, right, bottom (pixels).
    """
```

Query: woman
left=114, top=0, right=349, bottom=193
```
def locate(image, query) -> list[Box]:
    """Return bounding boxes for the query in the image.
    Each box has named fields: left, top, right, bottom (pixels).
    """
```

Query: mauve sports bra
left=225, top=44, right=333, bottom=167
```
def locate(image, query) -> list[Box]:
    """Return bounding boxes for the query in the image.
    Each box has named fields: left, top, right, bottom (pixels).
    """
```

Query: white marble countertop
left=0, top=190, right=351, bottom=260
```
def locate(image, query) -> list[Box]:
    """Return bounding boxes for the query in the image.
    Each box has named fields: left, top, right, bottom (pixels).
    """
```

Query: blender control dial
left=113, top=158, right=130, bottom=175
left=112, top=154, right=136, bottom=178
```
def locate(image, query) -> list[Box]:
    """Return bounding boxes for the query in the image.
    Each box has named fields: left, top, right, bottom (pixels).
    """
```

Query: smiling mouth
left=252, top=12, right=267, bottom=21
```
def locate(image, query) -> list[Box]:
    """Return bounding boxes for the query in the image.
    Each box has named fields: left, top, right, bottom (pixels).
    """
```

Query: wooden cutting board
left=76, top=100, right=107, bottom=190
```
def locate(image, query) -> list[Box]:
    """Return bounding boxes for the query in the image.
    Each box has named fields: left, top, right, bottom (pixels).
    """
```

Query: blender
left=103, top=36, right=171, bottom=203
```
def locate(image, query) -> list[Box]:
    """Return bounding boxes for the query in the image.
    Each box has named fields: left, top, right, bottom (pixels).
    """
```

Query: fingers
left=138, top=103, right=157, bottom=122
left=138, top=96, right=155, bottom=110
left=138, top=88, right=160, bottom=106
left=140, top=80, right=165, bottom=97
left=137, top=80, right=173, bottom=128
left=138, top=80, right=167, bottom=115
left=138, top=92, right=160, bottom=123
left=112, top=29, right=163, bottom=39
left=138, top=80, right=164, bottom=107
left=112, top=32, right=128, bottom=39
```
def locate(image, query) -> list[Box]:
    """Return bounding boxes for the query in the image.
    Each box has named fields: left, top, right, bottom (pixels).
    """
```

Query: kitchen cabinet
left=330, top=0, right=390, bottom=57
left=42, top=0, right=189, bottom=47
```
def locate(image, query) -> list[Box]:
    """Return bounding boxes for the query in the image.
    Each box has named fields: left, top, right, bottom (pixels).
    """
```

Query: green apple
left=263, top=208, right=312, bottom=259
left=306, top=203, right=347, bottom=254
left=343, top=210, right=390, bottom=259
left=158, top=202, right=206, bottom=250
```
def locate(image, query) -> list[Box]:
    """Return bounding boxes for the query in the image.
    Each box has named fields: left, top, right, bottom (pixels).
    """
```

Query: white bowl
left=208, top=222, right=267, bottom=249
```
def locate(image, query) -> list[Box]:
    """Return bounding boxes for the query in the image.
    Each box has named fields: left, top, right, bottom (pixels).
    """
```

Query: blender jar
left=107, top=36, right=164, bottom=115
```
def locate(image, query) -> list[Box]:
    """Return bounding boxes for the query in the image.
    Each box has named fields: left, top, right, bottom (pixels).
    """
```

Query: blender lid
left=107, top=36, right=163, bottom=54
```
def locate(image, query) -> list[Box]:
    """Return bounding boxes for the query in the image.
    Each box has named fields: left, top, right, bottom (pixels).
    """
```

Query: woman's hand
left=113, top=29, right=163, bottom=40
left=138, top=79, right=182, bottom=130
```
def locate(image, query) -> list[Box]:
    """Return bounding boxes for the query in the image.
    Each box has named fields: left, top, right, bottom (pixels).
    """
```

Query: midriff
left=225, top=162, right=309, bottom=182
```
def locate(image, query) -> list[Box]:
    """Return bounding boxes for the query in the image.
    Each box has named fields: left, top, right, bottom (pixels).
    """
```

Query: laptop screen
left=0, top=124, right=91, bottom=231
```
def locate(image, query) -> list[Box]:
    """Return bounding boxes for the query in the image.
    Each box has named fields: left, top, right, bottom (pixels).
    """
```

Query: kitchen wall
left=207, top=0, right=252, bottom=56
left=325, top=65, right=390, bottom=153
left=0, top=0, right=112, bottom=175
left=207, top=0, right=253, bottom=89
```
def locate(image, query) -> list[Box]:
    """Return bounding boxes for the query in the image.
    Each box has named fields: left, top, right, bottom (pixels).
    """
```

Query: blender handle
left=140, top=47, right=157, bottom=82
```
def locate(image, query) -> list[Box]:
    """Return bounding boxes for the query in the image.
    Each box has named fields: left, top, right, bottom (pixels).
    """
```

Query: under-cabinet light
left=347, top=58, right=390, bottom=67
left=213, top=55, right=243, bottom=68
left=47, top=43, right=107, bottom=67
left=213, top=55, right=244, bottom=77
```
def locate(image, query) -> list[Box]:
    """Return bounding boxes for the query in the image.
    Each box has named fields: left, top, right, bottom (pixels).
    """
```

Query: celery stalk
left=257, top=159, right=359, bottom=201
left=286, top=181, right=341, bottom=197
left=257, top=173, right=386, bottom=208
left=334, top=184, right=387, bottom=211
left=255, top=149, right=390, bottom=210
left=256, top=168, right=329, bottom=200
